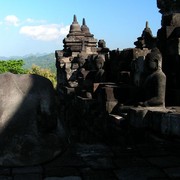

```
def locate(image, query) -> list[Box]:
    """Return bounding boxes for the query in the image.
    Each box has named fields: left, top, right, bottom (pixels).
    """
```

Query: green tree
left=27, top=64, right=57, bottom=88
left=0, top=60, right=27, bottom=74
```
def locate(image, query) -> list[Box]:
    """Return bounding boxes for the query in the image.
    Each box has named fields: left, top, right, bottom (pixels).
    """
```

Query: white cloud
left=25, top=18, right=46, bottom=24
left=19, top=24, right=69, bottom=41
left=26, top=18, right=34, bottom=23
left=4, top=15, right=20, bottom=26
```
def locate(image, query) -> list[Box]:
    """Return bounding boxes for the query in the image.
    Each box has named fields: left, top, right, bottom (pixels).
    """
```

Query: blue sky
left=0, top=0, right=161, bottom=57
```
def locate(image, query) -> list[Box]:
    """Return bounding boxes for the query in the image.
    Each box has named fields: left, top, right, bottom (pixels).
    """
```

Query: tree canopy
left=0, top=60, right=57, bottom=88
left=0, top=60, right=27, bottom=74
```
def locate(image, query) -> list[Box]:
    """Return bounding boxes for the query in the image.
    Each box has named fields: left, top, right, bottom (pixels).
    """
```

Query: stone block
left=12, top=166, right=43, bottom=174
left=129, top=107, right=170, bottom=128
left=166, top=89, right=180, bottom=106
left=164, top=167, right=180, bottom=178
left=80, top=168, right=116, bottom=180
left=114, top=167, right=166, bottom=179
left=75, top=144, right=113, bottom=157
left=44, top=167, right=79, bottom=177
left=106, top=101, right=118, bottom=113
left=129, top=107, right=149, bottom=128
left=64, top=87, right=75, bottom=95
left=44, top=177, right=82, bottom=180
left=0, top=168, right=11, bottom=176
left=147, top=156, right=180, bottom=168
left=114, top=156, right=150, bottom=168
left=129, top=107, right=180, bottom=137
left=104, top=85, right=118, bottom=101
left=163, top=14, right=180, bottom=27
left=82, top=156, right=114, bottom=170
left=167, top=38, right=180, bottom=55
left=161, top=112, right=180, bottom=136
left=0, top=176, right=12, bottom=180
left=13, top=174, right=42, bottom=180
left=109, top=114, right=126, bottom=126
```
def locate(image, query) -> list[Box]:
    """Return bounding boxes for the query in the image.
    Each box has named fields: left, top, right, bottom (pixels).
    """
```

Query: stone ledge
left=129, top=107, right=180, bottom=137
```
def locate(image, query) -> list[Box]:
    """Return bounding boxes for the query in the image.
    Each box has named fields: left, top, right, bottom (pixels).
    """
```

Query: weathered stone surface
left=114, top=167, right=166, bottom=179
left=129, top=107, right=180, bottom=137
left=0, top=168, right=11, bottom=176
left=129, top=107, right=149, bottom=128
left=80, top=168, right=116, bottom=180
left=44, top=177, right=82, bottom=180
left=13, top=174, right=42, bottom=180
left=164, top=167, right=180, bottom=178
left=0, top=73, right=68, bottom=166
left=44, top=167, right=79, bottom=177
left=160, top=112, right=180, bottom=136
left=129, top=107, right=170, bottom=128
left=75, top=144, right=113, bottom=157
left=136, top=143, right=169, bottom=157
left=12, top=166, right=43, bottom=174
left=0, top=176, right=12, bottom=180
left=167, top=38, right=180, bottom=55
left=82, top=156, right=114, bottom=170
left=147, top=156, right=180, bottom=168
left=63, top=15, right=97, bottom=56
left=43, top=146, right=85, bottom=168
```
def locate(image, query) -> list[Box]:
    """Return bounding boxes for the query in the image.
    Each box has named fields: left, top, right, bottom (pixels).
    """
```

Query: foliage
left=0, top=60, right=27, bottom=74
left=0, top=58, right=57, bottom=88
left=27, top=64, right=57, bottom=88
left=23, top=53, right=56, bottom=73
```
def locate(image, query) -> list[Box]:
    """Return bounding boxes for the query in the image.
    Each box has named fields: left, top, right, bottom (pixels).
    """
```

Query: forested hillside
left=0, top=53, right=56, bottom=73
left=23, top=53, right=56, bottom=73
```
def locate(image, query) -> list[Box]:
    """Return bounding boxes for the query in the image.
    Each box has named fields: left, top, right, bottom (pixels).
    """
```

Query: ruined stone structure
left=157, top=0, right=180, bottom=105
left=54, top=2, right=180, bottom=144
left=63, top=15, right=97, bottom=58
left=55, top=15, right=110, bottom=100
left=1, top=0, right=180, bottom=172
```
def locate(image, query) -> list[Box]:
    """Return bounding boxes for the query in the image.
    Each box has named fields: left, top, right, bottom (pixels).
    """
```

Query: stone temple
left=63, top=15, right=98, bottom=57
left=1, top=1, right=180, bottom=179
left=55, top=15, right=99, bottom=63
left=55, top=1, right=180, bottom=143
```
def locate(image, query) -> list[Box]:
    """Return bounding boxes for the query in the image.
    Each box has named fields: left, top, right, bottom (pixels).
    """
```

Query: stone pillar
left=157, top=0, right=180, bottom=97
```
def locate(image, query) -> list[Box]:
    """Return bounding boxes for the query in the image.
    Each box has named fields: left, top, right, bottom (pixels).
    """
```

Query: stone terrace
left=1, top=132, right=180, bottom=180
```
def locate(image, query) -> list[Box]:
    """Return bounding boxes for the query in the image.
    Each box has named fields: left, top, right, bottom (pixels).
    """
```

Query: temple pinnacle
left=82, top=18, right=86, bottom=26
left=73, top=14, right=78, bottom=23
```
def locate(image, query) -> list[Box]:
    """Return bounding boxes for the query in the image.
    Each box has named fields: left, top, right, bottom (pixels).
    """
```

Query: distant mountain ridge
left=0, top=53, right=56, bottom=73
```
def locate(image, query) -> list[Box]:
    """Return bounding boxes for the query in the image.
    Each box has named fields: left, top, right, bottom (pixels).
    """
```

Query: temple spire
left=82, top=18, right=86, bottom=26
left=81, top=17, right=90, bottom=34
left=73, top=14, right=77, bottom=23
left=70, top=14, right=81, bottom=33
left=143, top=21, right=153, bottom=37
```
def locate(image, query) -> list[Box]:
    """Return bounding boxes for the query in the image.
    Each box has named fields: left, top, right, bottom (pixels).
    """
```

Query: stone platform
left=0, top=142, right=180, bottom=180
left=129, top=106, right=180, bottom=137
left=1, top=134, right=180, bottom=179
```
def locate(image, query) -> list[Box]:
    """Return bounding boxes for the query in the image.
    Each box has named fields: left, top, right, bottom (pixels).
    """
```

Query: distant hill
left=0, top=53, right=56, bottom=73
